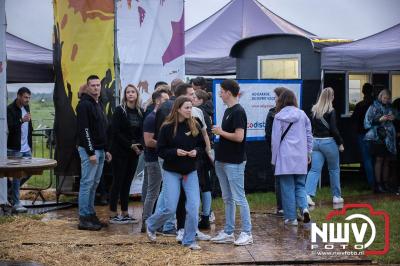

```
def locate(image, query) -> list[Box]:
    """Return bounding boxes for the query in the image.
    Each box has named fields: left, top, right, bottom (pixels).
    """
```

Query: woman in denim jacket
left=364, top=89, right=396, bottom=193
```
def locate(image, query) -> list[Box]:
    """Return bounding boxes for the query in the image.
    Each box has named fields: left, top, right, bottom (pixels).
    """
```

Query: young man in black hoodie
left=76, top=75, right=112, bottom=230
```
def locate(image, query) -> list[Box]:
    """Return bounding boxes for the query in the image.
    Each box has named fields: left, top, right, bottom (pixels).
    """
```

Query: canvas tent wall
left=185, top=0, right=316, bottom=76
left=321, top=23, right=400, bottom=71
left=6, top=32, right=53, bottom=83
left=321, top=23, right=400, bottom=113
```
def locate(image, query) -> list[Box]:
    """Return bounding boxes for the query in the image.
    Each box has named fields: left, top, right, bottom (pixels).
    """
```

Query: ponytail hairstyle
left=311, top=87, right=334, bottom=119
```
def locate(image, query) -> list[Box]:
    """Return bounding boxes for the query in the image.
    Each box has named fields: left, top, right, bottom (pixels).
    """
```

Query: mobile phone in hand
left=133, top=143, right=144, bottom=150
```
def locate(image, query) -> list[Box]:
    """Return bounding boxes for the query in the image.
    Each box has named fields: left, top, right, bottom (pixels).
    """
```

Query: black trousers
left=176, top=185, right=186, bottom=230
left=109, top=154, right=139, bottom=212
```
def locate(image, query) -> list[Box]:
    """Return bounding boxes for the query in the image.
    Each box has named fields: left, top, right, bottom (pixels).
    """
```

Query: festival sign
left=213, top=79, right=302, bottom=141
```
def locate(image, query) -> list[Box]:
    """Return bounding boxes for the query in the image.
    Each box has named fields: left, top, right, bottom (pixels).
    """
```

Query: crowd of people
left=1, top=77, right=399, bottom=251
left=72, top=76, right=253, bottom=250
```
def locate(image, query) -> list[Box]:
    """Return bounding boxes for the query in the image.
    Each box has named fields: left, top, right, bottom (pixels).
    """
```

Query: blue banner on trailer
left=213, top=79, right=302, bottom=141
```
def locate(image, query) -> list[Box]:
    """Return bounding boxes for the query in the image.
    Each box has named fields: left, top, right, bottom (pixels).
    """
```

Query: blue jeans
left=7, top=149, right=32, bottom=206
left=201, top=191, right=212, bottom=216
left=215, top=161, right=252, bottom=234
left=306, top=138, right=342, bottom=198
left=78, top=147, right=105, bottom=217
left=357, top=134, right=375, bottom=188
left=147, top=170, right=200, bottom=245
left=278, top=174, right=308, bottom=220
left=154, top=157, right=176, bottom=231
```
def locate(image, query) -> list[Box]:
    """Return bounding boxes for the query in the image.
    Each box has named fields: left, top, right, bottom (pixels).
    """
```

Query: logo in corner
left=310, top=203, right=390, bottom=256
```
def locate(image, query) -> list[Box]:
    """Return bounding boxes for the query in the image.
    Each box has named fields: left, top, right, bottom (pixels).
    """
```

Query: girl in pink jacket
left=271, top=90, right=313, bottom=226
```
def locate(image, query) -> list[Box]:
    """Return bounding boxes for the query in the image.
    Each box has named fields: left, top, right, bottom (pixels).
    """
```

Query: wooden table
left=0, top=157, right=57, bottom=178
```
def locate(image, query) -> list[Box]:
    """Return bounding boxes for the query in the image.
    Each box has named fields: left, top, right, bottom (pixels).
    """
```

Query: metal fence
left=21, top=127, right=55, bottom=203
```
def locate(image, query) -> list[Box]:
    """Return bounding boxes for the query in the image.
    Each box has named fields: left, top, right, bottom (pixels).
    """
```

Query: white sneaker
left=146, top=226, right=156, bottom=242
left=333, top=196, right=344, bottom=204
left=307, top=195, right=315, bottom=206
left=176, top=228, right=184, bottom=243
left=196, top=230, right=211, bottom=241
left=284, top=219, right=298, bottom=226
left=234, top=232, right=253, bottom=246
left=13, top=203, right=28, bottom=213
left=187, top=242, right=202, bottom=250
left=209, top=211, right=215, bottom=224
left=210, top=230, right=234, bottom=244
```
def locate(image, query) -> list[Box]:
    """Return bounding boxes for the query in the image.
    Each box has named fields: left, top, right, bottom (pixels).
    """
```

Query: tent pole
left=114, top=0, right=121, bottom=106
left=345, top=71, right=349, bottom=114
left=320, top=69, right=325, bottom=90
left=0, top=1, right=7, bottom=160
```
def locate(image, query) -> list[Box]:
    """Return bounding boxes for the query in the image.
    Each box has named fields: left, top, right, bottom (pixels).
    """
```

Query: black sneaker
left=276, top=209, right=284, bottom=217
left=0, top=203, right=13, bottom=216
left=155, top=228, right=163, bottom=235
left=303, top=209, right=311, bottom=224
left=198, top=215, right=210, bottom=229
left=141, top=221, right=146, bottom=233
left=78, top=216, right=101, bottom=231
left=121, top=215, right=139, bottom=224
left=109, top=215, right=128, bottom=224
left=162, top=229, right=177, bottom=237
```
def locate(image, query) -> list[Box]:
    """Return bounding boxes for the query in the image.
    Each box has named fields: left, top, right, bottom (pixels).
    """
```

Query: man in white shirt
left=6, top=87, right=34, bottom=213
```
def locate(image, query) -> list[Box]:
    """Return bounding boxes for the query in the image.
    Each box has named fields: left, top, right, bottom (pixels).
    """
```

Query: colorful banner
left=117, top=0, right=184, bottom=105
left=213, top=80, right=302, bottom=141
left=53, top=0, right=115, bottom=175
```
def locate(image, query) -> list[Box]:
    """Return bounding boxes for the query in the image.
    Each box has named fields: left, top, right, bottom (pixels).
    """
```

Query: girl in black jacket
left=109, top=84, right=143, bottom=224
left=146, top=96, right=204, bottom=250
left=305, top=87, right=344, bottom=206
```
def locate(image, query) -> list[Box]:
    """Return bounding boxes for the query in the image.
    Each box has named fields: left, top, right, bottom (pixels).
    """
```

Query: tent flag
left=117, top=0, right=184, bottom=106
left=53, top=0, right=115, bottom=175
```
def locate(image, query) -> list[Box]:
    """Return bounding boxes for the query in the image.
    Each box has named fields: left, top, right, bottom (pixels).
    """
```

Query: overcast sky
left=5, top=0, right=400, bottom=49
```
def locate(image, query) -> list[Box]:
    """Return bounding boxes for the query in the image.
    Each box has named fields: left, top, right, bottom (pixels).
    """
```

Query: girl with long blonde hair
left=109, top=84, right=143, bottom=224
left=311, top=87, right=334, bottom=119
left=306, top=87, right=345, bottom=206
left=121, top=84, right=142, bottom=116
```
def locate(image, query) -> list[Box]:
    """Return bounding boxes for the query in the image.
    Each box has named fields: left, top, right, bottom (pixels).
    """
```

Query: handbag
left=280, top=122, right=294, bottom=143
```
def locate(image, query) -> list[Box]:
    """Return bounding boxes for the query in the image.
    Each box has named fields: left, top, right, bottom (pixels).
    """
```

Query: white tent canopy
left=185, top=0, right=315, bottom=75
